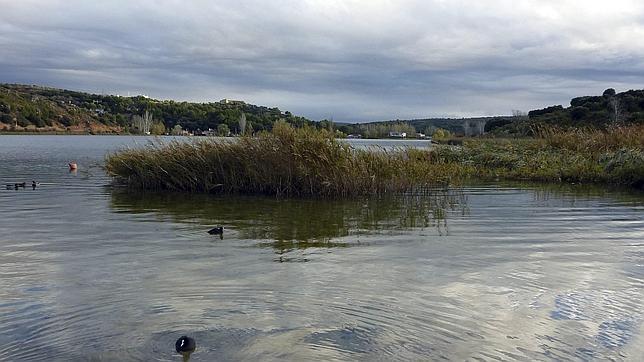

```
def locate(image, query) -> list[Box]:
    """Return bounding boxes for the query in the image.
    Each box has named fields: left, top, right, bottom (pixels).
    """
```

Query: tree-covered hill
left=336, top=116, right=515, bottom=138
left=338, top=88, right=644, bottom=138
left=3, top=84, right=643, bottom=137
left=487, top=88, right=644, bottom=135
left=0, top=84, right=312, bottom=134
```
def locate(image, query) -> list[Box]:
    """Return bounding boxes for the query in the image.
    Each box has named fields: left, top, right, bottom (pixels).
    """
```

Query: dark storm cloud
left=1, top=0, right=643, bottom=121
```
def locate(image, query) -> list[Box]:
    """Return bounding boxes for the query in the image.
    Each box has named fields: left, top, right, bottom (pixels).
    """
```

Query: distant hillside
left=337, top=116, right=515, bottom=138
left=529, top=88, right=644, bottom=126
left=0, top=84, right=312, bottom=134
left=4, top=84, right=643, bottom=137
left=490, top=88, right=644, bottom=135
left=338, top=88, right=644, bottom=138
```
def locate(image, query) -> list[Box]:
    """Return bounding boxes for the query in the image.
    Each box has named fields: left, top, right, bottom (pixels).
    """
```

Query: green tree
left=603, top=88, right=616, bottom=97
left=150, top=122, right=166, bottom=135
left=432, top=128, right=451, bottom=139
left=319, top=119, right=334, bottom=132
left=171, top=124, right=183, bottom=135
left=216, top=123, right=230, bottom=136
left=570, top=106, right=589, bottom=121
left=238, top=112, right=247, bottom=135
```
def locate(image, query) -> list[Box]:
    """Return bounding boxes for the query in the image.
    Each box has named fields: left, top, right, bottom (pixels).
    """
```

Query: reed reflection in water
left=109, top=189, right=468, bottom=255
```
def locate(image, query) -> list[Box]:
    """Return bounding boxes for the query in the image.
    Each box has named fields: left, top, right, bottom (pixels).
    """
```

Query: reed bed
left=459, top=124, right=644, bottom=187
left=105, top=123, right=644, bottom=196
left=534, top=124, right=644, bottom=153
left=105, top=121, right=463, bottom=197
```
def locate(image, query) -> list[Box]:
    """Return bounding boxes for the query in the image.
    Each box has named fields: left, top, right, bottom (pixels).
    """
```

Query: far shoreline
left=0, top=131, right=437, bottom=141
left=0, top=131, right=127, bottom=136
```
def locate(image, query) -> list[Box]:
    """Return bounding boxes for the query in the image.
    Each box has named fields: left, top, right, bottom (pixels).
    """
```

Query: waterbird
left=32, top=181, right=38, bottom=189
left=175, top=336, right=196, bottom=354
left=14, top=182, right=26, bottom=188
left=208, top=226, right=224, bottom=235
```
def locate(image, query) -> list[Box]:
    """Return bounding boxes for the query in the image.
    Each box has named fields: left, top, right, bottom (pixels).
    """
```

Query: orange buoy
left=68, top=162, right=78, bottom=170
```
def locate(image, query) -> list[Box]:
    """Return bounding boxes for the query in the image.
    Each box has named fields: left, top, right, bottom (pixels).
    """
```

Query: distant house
left=220, top=99, right=245, bottom=105
left=388, top=131, right=407, bottom=138
left=201, top=128, right=219, bottom=136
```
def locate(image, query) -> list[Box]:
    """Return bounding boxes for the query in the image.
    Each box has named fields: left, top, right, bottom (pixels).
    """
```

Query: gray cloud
left=1, top=0, right=643, bottom=121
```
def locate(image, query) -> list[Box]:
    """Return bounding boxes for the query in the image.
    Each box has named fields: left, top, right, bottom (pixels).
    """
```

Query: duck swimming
left=175, top=335, right=196, bottom=354
left=208, top=226, right=224, bottom=235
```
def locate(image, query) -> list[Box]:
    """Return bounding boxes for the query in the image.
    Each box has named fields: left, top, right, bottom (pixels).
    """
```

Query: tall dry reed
left=106, top=122, right=644, bottom=196
left=106, top=121, right=460, bottom=197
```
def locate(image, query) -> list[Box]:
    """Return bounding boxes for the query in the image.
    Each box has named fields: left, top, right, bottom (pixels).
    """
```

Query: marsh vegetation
left=105, top=122, right=644, bottom=197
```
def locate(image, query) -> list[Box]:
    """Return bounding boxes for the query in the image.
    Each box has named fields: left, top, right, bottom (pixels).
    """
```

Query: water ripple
left=0, top=137, right=643, bottom=360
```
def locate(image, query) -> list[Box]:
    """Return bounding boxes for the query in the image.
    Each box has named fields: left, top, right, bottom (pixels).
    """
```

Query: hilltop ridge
left=2, top=84, right=643, bottom=136
left=0, top=84, right=312, bottom=134
left=336, top=88, right=644, bottom=137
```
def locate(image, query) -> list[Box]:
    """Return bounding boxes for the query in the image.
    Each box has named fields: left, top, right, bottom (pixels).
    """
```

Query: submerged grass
left=105, top=122, right=644, bottom=197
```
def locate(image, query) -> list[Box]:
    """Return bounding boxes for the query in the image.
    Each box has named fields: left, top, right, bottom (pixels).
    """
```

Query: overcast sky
left=1, top=0, right=643, bottom=121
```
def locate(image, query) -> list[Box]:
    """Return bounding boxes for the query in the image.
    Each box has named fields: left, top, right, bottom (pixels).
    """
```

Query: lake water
left=0, top=135, right=643, bottom=361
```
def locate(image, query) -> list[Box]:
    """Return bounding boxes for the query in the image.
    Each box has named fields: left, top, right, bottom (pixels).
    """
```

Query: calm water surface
left=0, top=135, right=643, bottom=361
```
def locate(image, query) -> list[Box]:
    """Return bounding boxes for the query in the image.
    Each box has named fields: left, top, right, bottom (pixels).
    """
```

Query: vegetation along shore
left=4, top=83, right=642, bottom=194
left=4, top=84, right=644, bottom=139
left=105, top=122, right=644, bottom=197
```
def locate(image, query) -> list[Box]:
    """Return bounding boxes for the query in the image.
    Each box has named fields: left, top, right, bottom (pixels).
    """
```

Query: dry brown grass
left=106, top=123, right=644, bottom=196
left=106, top=121, right=464, bottom=197
left=534, top=124, right=644, bottom=153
